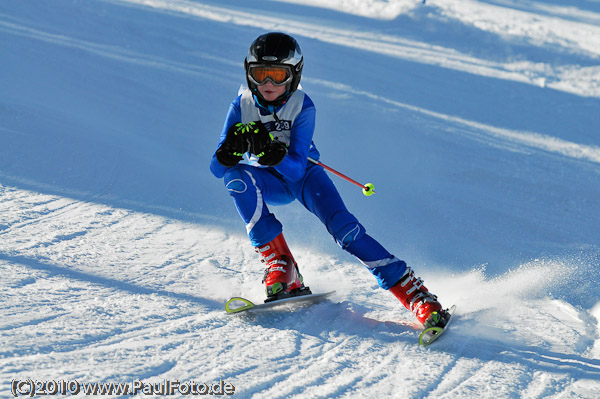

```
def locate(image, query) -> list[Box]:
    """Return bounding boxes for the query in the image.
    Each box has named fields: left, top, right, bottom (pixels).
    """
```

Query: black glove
left=215, top=122, right=251, bottom=167
left=246, top=121, right=272, bottom=157
left=257, top=139, right=288, bottom=166
left=245, top=120, right=288, bottom=166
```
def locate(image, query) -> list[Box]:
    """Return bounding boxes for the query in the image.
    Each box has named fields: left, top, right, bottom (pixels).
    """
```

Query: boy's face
left=257, top=81, right=287, bottom=102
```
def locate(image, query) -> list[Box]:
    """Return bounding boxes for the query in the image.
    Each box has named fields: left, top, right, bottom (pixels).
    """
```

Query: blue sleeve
left=274, top=96, right=316, bottom=182
left=210, top=96, right=242, bottom=178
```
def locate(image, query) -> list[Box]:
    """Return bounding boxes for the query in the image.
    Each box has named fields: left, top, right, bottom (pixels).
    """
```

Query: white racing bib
left=239, top=89, right=305, bottom=166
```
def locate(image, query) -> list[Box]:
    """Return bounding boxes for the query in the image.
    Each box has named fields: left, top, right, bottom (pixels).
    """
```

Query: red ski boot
left=389, top=266, right=445, bottom=327
left=256, top=233, right=309, bottom=301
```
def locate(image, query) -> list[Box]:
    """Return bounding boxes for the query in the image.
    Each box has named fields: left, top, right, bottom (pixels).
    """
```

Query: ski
left=225, top=291, right=335, bottom=314
left=419, top=304, right=457, bottom=346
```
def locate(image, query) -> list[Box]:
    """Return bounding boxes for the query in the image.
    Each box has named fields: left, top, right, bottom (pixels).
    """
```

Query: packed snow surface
left=1, top=0, right=599, bottom=398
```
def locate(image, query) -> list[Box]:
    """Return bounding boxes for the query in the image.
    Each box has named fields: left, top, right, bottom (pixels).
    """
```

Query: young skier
left=210, top=32, right=449, bottom=327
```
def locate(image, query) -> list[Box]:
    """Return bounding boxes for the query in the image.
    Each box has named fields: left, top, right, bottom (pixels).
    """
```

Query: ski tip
left=225, top=297, right=255, bottom=314
left=419, top=326, right=444, bottom=346
left=419, top=304, right=457, bottom=347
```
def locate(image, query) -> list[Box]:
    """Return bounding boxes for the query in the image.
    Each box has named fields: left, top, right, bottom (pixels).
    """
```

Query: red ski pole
left=307, top=157, right=375, bottom=196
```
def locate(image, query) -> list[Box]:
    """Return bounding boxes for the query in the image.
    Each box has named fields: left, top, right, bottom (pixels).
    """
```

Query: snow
left=1, top=0, right=599, bottom=397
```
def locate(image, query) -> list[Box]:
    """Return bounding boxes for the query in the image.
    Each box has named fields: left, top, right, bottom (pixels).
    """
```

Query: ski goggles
left=247, top=64, right=292, bottom=86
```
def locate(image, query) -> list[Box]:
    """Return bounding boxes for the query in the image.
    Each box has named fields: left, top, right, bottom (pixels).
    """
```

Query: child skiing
left=210, top=32, right=449, bottom=328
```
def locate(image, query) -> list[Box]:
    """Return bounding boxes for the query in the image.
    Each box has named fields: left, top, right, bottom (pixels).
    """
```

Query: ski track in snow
left=2, top=0, right=599, bottom=166
left=113, top=0, right=600, bottom=98
left=309, top=78, right=600, bottom=165
left=2, top=0, right=600, bottom=398
left=2, top=184, right=600, bottom=398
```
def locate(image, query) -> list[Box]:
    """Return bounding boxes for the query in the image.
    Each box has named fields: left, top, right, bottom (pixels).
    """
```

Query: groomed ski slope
left=1, top=0, right=600, bottom=398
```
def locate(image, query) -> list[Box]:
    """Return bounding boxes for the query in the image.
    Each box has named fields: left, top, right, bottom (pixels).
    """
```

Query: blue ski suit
left=210, top=89, right=407, bottom=290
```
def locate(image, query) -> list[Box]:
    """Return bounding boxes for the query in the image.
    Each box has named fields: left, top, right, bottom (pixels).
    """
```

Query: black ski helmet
left=244, top=32, right=304, bottom=108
